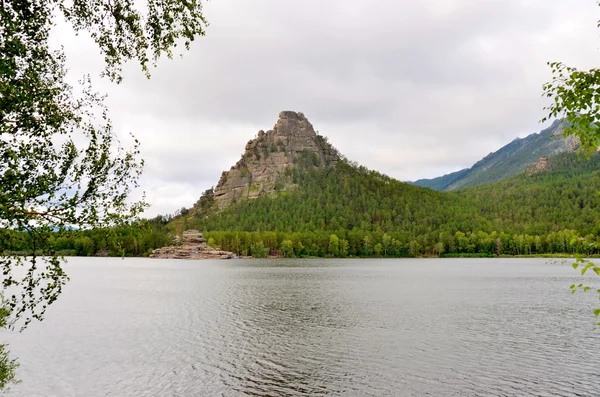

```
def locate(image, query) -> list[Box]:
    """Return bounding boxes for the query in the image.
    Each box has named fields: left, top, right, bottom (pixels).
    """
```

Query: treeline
left=3, top=226, right=596, bottom=259
left=204, top=229, right=600, bottom=258
left=0, top=221, right=172, bottom=257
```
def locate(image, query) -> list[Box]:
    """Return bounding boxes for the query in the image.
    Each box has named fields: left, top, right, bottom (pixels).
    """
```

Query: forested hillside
left=457, top=152, right=600, bottom=236
left=194, top=161, right=485, bottom=234
left=171, top=152, right=600, bottom=258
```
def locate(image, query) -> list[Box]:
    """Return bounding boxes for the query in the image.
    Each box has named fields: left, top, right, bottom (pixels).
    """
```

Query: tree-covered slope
left=413, top=120, right=580, bottom=191
left=456, top=151, right=600, bottom=236
left=192, top=161, right=487, bottom=235
left=191, top=151, right=600, bottom=238
left=174, top=151, right=600, bottom=257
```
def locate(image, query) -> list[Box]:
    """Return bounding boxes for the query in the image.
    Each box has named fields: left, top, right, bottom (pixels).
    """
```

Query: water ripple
left=3, top=258, right=600, bottom=396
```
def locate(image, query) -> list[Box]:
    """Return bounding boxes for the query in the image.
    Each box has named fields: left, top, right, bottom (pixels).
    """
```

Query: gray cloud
left=54, top=0, right=600, bottom=216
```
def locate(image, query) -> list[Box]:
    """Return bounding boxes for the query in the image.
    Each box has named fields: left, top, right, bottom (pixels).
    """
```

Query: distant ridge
left=411, top=120, right=580, bottom=191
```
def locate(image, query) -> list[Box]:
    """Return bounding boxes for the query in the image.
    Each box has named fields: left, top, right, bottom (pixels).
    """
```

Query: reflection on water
left=3, top=257, right=600, bottom=396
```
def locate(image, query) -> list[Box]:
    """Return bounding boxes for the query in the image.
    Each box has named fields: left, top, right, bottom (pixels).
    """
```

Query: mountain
left=183, top=110, right=485, bottom=236
left=412, top=119, right=580, bottom=191
left=162, top=112, right=600, bottom=258
left=187, top=149, right=600, bottom=257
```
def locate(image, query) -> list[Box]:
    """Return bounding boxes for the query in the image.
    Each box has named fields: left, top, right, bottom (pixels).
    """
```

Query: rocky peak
left=212, top=111, right=340, bottom=210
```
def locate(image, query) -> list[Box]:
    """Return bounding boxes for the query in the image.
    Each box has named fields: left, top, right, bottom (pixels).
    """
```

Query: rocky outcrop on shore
left=211, top=111, right=340, bottom=210
left=150, top=230, right=234, bottom=260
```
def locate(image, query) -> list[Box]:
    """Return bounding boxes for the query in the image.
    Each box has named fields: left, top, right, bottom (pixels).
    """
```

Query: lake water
left=2, top=257, right=600, bottom=396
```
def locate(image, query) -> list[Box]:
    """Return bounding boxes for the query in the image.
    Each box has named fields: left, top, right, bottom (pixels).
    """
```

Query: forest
left=4, top=151, right=599, bottom=259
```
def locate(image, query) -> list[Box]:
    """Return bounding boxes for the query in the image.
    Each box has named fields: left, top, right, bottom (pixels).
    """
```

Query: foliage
left=195, top=160, right=485, bottom=236
left=328, top=234, right=339, bottom=257
left=456, top=151, right=600, bottom=237
left=250, top=241, right=269, bottom=258
left=193, top=188, right=215, bottom=216
left=1, top=0, right=208, bottom=387
left=543, top=63, right=600, bottom=151
left=2, top=0, right=152, bottom=331
left=0, top=343, right=19, bottom=391
left=59, top=0, right=208, bottom=83
left=570, top=257, right=600, bottom=328
left=280, top=240, right=294, bottom=257
left=542, top=20, right=600, bottom=326
left=0, top=304, right=19, bottom=390
left=12, top=151, right=598, bottom=261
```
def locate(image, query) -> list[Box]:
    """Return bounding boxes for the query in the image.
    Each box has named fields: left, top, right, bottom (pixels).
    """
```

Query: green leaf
left=594, top=308, right=600, bottom=317
left=573, top=263, right=579, bottom=269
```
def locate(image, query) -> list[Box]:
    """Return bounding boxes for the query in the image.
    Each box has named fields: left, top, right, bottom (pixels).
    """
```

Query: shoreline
left=2, top=252, right=591, bottom=261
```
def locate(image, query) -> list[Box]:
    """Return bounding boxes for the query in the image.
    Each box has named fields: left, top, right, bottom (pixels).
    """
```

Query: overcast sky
left=53, top=0, right=600, bottom=217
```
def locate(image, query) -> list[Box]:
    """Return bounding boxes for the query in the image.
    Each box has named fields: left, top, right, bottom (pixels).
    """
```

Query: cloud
left=54, top=0, right=600, bottom=216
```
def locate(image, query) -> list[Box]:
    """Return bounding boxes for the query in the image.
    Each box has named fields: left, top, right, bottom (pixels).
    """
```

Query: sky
left=53, top=0, right=600, bottom=217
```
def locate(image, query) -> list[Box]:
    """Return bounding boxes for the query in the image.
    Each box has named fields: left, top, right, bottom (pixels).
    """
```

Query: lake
left=2, top=257, right=600, bottom=396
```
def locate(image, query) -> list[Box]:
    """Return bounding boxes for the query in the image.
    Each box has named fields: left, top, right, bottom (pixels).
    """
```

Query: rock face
left=530, top=156, right=550, bottom=174
left=212, top=111, right=340, bottom=210
left=150, top=230, right=234, bottom=260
